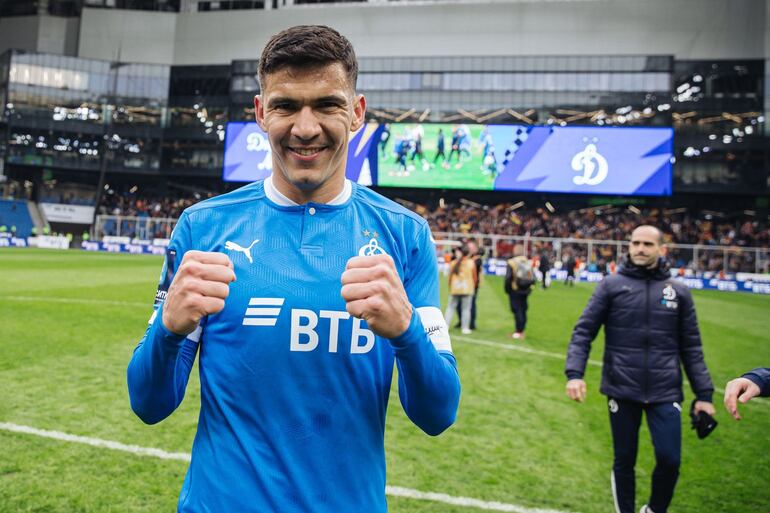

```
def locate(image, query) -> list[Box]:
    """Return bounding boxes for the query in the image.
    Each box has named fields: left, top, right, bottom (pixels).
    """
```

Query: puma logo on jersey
left=225, top=239, right=260, bottom=264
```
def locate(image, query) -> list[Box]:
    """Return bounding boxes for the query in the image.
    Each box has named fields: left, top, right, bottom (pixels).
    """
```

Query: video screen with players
left=223, top=122, right=673, bottom=196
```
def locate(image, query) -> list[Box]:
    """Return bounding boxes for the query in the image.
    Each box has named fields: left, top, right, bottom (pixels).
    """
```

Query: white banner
left=103, top=236, right=131, bottom=244
left=31, top=236, right=71, bottom=250
left=40, top=203, right=96, bottom=224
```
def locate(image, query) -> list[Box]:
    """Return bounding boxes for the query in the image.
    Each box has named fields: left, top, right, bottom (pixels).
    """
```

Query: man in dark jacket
left=724, top=367, right=769, bottom=420
left=538, top=249, right=551, bottom=289
left=564, top=225, right=715, bottom=513
left=504, top=245, right=534, bottom=340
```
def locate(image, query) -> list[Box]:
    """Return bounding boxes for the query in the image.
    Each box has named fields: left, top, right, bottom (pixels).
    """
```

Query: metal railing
left=94, top=214, right=179, bottom=241
left=433, top=232, right=770, bottom=275
left=92, top=216, right=770, bottom=274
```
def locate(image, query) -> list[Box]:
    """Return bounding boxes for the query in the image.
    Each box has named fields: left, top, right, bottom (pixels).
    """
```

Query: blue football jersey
left=127, top=178, right=460, bottom=513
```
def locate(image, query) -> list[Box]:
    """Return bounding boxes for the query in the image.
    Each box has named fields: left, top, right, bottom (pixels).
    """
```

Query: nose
left=291, top=106, right=322, bottom=142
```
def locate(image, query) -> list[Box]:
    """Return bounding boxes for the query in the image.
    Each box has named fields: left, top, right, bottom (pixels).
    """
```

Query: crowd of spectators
left=421, top=201, right=769, bottom=273
left=97, top=192, right=769, bottom=273
left=422, top=201, right=770, bottom=248
left=98, top=190, right=214, bottom=220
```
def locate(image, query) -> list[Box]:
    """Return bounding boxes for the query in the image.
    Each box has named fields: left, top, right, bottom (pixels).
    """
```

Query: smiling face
left=629, top=225, right=664, bottom=268
left=254, top=63, right=365, bottom=204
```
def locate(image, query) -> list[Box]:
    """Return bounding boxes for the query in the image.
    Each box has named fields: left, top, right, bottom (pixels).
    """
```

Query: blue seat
left=0, top=199, right=35, bottom=238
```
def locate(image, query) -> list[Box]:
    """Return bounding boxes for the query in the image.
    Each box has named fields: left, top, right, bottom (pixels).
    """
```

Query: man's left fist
left=341, top=254, right=412, bottom=339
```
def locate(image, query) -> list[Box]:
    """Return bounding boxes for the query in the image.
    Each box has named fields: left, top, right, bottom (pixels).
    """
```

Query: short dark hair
left=258, top=25, right=358, bottom=90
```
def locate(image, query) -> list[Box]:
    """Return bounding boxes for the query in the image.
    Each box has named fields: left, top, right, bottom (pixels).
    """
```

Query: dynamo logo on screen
left=571, top=140, right=608, bottom=186
left=246, top=133, right=272, bottom=171
left=223, top=123, right=273, bottom=182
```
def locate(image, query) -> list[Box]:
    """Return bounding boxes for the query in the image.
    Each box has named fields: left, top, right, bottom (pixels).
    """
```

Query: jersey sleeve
left=127, top=212, right=200, bottom=424
left=401, top=221, right=452, bottom=354
left=390, top=220, right=460, bottom=436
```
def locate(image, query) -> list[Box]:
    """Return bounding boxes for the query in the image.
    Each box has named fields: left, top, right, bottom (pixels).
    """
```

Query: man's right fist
left=162, top=250, right=236, bottom=336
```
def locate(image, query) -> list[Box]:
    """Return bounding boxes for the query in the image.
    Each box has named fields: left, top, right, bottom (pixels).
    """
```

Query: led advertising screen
left=377, top=123, right=673, bottom=196
left=222, top=121, right=381, bottom=185
left=223, top=122, right=673, bottom=196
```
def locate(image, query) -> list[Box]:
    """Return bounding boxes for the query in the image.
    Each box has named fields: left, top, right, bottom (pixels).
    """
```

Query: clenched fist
left=162, top=250, right=236, bottom=336
left=341, top=254, right=412, bottom=339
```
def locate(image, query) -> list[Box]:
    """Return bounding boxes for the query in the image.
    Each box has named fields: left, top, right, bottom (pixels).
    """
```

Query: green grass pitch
left=0, top=248, right=768, bottom=512
left=377, top=124, right=496, bottom=191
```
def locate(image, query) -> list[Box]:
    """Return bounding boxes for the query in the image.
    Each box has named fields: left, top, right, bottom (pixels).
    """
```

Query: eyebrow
left=314, top=95, right=348, bottom=104
left=266, top=95, right=348, bottom=108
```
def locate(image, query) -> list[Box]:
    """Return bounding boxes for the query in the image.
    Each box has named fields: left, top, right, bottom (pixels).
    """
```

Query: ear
left=254, top=95, right=267, bottom=132
left=350, top=94, right=366, bottom=132
left=660, top=244, right=668, bottom=256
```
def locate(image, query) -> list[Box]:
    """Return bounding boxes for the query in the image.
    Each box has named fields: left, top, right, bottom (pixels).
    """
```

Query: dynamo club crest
left=571, top=139, right=608, bottom=186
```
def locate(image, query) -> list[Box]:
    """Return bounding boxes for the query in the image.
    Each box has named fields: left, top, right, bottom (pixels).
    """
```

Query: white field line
left=385, top=486, right=574, bottom=513
left=0, top=422, right=574, bottom=513
left=0, top=295, right=147, bottom=308
left=0, top=422, right=190, bottom=461
left=453, top=334, right=768, bottom=406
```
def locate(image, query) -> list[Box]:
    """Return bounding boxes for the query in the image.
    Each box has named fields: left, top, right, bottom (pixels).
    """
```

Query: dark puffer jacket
left=565, top=257, right=714, bottom=404
left=743, top=368, right=770, bottom=397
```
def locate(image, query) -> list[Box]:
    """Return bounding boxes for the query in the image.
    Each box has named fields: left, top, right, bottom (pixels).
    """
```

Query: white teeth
left=291, top=148, right=323, bottom=156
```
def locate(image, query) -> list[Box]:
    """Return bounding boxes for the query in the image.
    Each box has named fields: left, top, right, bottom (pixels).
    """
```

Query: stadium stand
left=0, top=199, right=35, bottom=237
left=91, top=191, right=769, bottom=273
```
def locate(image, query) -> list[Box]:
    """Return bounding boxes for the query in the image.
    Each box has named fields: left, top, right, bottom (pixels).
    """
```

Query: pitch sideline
left=0, top=422, right=574, bottom=513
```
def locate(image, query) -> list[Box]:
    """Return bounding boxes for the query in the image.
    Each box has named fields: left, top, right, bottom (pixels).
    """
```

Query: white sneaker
left=640, top=505, right=655, bottom=513
left=461, top=328, right=472, bottom=335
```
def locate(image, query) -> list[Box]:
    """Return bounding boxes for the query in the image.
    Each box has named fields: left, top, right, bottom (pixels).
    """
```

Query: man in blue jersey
left=127, top=25, right=460, bottom=513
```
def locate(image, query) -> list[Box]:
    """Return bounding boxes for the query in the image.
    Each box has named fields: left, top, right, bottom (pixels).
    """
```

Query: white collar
left=264, top=175, right=352, bottom=206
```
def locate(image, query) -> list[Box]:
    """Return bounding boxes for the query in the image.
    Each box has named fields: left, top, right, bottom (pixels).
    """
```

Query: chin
left=293, top=178, right=322, bottom=191
left=282, top=169, right=323, bottom=189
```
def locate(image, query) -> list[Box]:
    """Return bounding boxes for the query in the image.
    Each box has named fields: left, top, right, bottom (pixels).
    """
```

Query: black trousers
left=507, top=293, right=528, bottom=332
left=609, top=398, right=681, bottom=513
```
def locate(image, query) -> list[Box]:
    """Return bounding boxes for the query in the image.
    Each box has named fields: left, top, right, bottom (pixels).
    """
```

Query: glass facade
left=4, top=51, right=168, bottom=178
left=671, top=60, right=765, bottom=193
left=0, top=50, right=765, bottom=198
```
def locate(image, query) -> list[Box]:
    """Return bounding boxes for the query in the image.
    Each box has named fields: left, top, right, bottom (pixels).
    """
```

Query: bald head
left=629, top=225, right=665, bottom=268
left=632, top=225, right=664, bottom=244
